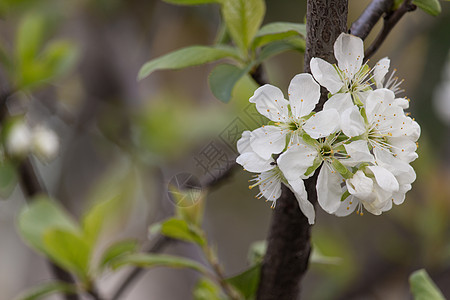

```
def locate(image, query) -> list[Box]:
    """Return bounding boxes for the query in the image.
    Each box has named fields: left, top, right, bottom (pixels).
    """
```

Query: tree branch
left=256, top=1, right=348, bottom=299
left=350, top=0, right=394, bottom=40
left=364, top=0, right=416, bottom=61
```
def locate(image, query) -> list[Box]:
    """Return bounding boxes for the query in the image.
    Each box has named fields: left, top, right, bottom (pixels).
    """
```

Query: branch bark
left=256, top=1, right=348, bottom=299
left=350, top=0, right=394, bottom=40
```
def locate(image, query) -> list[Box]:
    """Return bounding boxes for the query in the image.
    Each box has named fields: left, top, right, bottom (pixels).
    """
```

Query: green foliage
left=151, top=218, right=206, bottom=246
left=110, top=253, right=209, bottom=274
left=221, top=0, right=265, bottom=56
left=208, top=64, right=250, bottom=103
left=14, top=281, right=77, bottom=300
left=226, top=264, right=260, bottom=299
left=138, top=46, right=240, bottom=80
left=98, top=240, right=139, bottom=271
left=412, top=0, right=441, bottom=16
left=409, top=269, right=445, bottom=300
left=252, top=22, right=306, bottom=49
left=0, top=160, right=18, bottom=198
left=194, top=278, right=224, bottom=300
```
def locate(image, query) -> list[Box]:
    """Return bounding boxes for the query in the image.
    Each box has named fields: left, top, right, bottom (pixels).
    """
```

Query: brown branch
left=256, top=1, right=348, bottom=299
left=350, top=0, right=394, bottom=40
left=364, top=0, right=416, bottom=61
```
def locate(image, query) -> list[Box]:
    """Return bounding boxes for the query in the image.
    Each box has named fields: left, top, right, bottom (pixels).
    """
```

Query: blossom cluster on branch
left=236, top=33, right=420, bottom=224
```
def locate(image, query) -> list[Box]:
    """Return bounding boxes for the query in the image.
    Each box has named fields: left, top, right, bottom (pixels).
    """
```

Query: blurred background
left=0, top=0, right=449, bottom=299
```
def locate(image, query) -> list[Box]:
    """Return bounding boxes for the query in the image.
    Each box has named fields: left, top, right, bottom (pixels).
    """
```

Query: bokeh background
left=0, top=0, right=449, bottom=299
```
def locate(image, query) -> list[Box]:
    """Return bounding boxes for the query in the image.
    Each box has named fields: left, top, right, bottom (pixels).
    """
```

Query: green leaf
left=111, top=253, right=209, bottom=275
left=0, top=160, right=18, bottom=199
left=331, top=158, right=353, bottom=179
left=258, top=37, right=306, bottom=62
left=43, top=229, right=91, bottom=281
left=226, top=264, right=260, bottom=299
left=221, top=0, right=265, bottom=55
left=41, top=40, right=79, bottom=80
left=16, top=13, right=46, bottom=65
left=158, top=218, right=206, bottom=246
left=14, top=281, right=77, bottom=300
left=409, top=269, right=445, bottom=300
left=208, top=63, right=250, bottom=103
left=310, top=245, right=342, bottom=265
left=253, top=22, right=306, bottom=49
left=138, top=46, right=239, bottom=80
left=18, top=196, right=79, bottom=254
left=194, top=278, right=224, bottom=300
left=162, top=0, right=219, bottom=4
left=98, top=240, right=139, bottom=271
left=412, top=0, right=441, bottom=16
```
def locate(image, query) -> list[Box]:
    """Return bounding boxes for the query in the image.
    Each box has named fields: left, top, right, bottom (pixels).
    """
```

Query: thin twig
left=364, top=0, right=416, bottom=61
left=111, top=236, right=173, bottom=300
left=350, top=0, right=394, bottom=40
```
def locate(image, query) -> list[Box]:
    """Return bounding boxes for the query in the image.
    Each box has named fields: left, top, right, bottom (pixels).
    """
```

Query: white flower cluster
left=236, top=33, right=420, bottom=224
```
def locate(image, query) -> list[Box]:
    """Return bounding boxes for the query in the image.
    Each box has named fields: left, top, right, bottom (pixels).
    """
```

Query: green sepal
left=301, top=132, right=319, bottom=148
left=340, top=190, right=351, bottom=202
left=352, top=93, right=364, bottom=106
left=331, top=158, right=353, bottom=179
left=360, top=107, right=369, bottom=124
left=304, top=156, right=322, bottom=177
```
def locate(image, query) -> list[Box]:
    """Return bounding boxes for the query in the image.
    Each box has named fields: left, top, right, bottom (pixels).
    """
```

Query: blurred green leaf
left=156, top=218, right=206, bottom=246
left=14, top=281, right=77, bottom=300
left=310, top=245, right=342, bottom=265
left=248, top=240, right=266, bottom=265
left=0, top=160, right=18, bottom=199
left=253, top=22, right=306, bottom=49
left=99, top=240, right=139, bottom=271
left=16, top=13, right=46, bottom=65
left=43, top=229, right=91, bottom=281
left=41, top=40, right=78, bottom=79
left=111, top=253, right=209, bottom=274
left=412, top=0, right=441, bottom=16
left=163, top=0, right=219, bottom=4
left=258, top=37, right=305, bottom=62
left=221, top=0, right=265, bottom=55
left=138, top=46, right=240, bottom=80
left=18, top=196, right=79, bottom=254
left=410, top=269, right=445, bottom=300
left=208, top=63, right=250, bottom=102
left=194, top=278, right=224, bottom=300
left=226, top=264, right=260, bottom=299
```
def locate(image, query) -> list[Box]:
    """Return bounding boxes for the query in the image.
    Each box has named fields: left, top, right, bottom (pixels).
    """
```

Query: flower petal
left=335, top=195, right=358, bottom=217
left=317, top=163, right=343, bottom=214
left=303, top=109, right=340, bottom=139
left=373, top=147, right=411, bottom=176
left=334, top=33, right=364, bottom=80
left=236, top=152, right=275, bottom=173
left=250, top=126, right=287, bottom=160
left=237, top=130, right=252, bottom=154
left=277, top=143, right=317, bottom=181
left=249, top=84, right=290, bottom=122
left=310, top=57, right=344, bottom=94
left=346, top=170, right=373, bottom=199
left=365, top=88, right=395, bottom=124
left=287, top=179, right=315, bottom=224
left=373, top=57, right=390, bottom=88
left=256, top=170, right=282, bottom=202
left=393, top=97, right=409, bottom=109
left=323, top=93, right=354, bottom=114
left=367, top=165, right=399, bottom=193
left=340, top=105, right=366, bottom=137
left=342, top=140, right=374, bottom=167
left=288, top=73, right=321, bottom=119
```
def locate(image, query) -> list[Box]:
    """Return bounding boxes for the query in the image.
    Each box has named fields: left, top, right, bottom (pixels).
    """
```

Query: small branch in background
left=201, top=162, right=239, bottom=190
left=350, top=0, right=394, bottom=40
left=111, top=236, right=173, bottom=300
left=364, top=0, right=416, bottom=61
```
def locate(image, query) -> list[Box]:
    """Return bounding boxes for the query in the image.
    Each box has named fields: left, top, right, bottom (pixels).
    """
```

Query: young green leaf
left=208, top=63, right=250, bottom=103
left=18, top=196, right=79, bottom=254
left=257, top=37, right=306, bottom=62
left=98, top=240, right=139, bottom=271
left=162, top=0, right=219, bottom=4
left=14, top=281, right=77, bottom=300
left=43, top=229, right=91, bottom=281
left=16, top=13, right=46, bottom=65
left=412, top=0, right=441, bottom=16
left=252, top=22, right=306, bottom=49
left=110, top=253, right=209, bottom=275
left=194, top=278, right=224, bottom=300
left=221, top=0, right=265, bottom=55
left=138, top=46, right=239, bottom=80
left=158, top=218, right=206, bottom=246
left=409, top=269, right=445, bottom=300
left=225, top=264, right=260, bottom=299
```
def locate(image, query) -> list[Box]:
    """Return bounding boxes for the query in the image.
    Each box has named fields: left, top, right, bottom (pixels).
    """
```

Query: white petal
left=287, top=179, right=315, bottom=225
left=346, top=170, right=373, bottom=199
left=257, top=170, right=282, bottom=202
left=310, top=57, right=344, bottom=94
left=388, top=137, right=418, bottom=163
left=249, top=85, right=290, bottom=122
left=317, top=164, right=343, bottom=214
left=250, top=126, right=287, bottom=160
left=323, top=93, right=354, bottom=114
left=334, top=33, right=364, bottom=80
left=340, top=106, right=366, bottom=137
left=367, top=166, right=399, bottom=193
left=335, top=195, right=358, bottom=217
left=277, top=143, right=317, bottom=181
left=288, top=73, right=321, bottom=119
left=373, top=147, right=411, bottom=175
left=373, top=57, right=390, bottom=88
left=237, top=130, right=252, bottom=154
left=303, top=109, right=339, bottom=139
left=365, top=88, right=395, bottom=124
left=236, top=152, right=274, bottom=173
left=342, top=140, right=374, bottom=167
left=392, top=184, right=411, bottom=205
left=394, top=97, right=409, bottom=109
